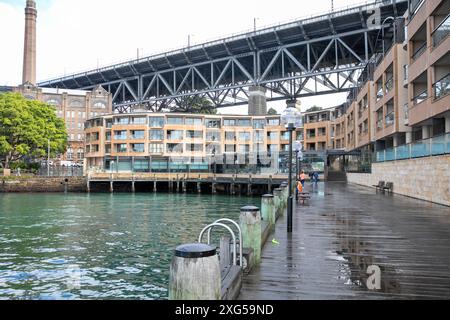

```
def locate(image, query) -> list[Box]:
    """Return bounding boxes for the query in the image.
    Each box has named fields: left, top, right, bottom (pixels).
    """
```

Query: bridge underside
left=38, top=1, right=408, bottom=112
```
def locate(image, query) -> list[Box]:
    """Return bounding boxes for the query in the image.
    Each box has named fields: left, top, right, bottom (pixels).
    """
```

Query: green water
left=0, top=193, right=259, bottom=300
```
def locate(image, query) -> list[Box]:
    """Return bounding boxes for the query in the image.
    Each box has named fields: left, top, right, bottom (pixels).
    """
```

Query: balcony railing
left=433, top=73, right=450, bottom=100
left=385, top=77, right=394, bottom=93
left=376, top=133, right=450, bottom=162
left=385, top=112, right=394, bottom=126
left=412, top=89, right=428, bottom=105
left=376, top=87, right=383, bottom=101
left=376, top=119, right=383, bottom=130
left=412, top=42, right=427, bottom=61
left=432, top=14, right=450, bottom=48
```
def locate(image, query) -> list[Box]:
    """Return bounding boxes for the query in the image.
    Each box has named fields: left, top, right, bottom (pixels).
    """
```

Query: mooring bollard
left=261, top=194, right=275, bottom=228
left=169, top=243, right=221, bottom=300
left=239, top=206, right=262, bottom=266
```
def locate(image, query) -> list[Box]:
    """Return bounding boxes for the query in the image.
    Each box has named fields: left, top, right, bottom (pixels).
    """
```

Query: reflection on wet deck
left=239, top=182, right=450, bottom=300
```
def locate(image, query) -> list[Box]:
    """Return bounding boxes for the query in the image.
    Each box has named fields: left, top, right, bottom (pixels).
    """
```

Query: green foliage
left=305, top=105, right=322, bottom=112
left=173, top=96, right=217, bottom=114
left=0, top=93, right=67, bottom=169
left=267, top=108, right=278, bottom=115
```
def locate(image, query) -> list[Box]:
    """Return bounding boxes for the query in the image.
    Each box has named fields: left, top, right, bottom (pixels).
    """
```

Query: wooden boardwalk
left=239, top=182, right=450, bottom=300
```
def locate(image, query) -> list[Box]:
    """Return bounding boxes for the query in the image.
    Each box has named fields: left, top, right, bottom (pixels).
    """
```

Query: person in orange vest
left=299, top=171, right=307, bottom=188
left=297, top=180, right=303, bottom=194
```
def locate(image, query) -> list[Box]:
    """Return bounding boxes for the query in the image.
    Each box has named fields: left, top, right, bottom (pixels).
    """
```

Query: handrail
left=206, top=218, right=243, bottom=267
left=412, top=42, right=427, bottom=61
left=198, top=223, right=237, bottom=266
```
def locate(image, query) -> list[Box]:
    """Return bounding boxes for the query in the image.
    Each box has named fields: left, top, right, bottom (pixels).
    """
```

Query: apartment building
left=84, top=113, right=302, bottom=173
left=303, top=108, right=334, bottom=151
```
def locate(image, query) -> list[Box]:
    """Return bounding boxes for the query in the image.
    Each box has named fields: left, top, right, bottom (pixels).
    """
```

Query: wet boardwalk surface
left=239, top=183, right=450, bottom=300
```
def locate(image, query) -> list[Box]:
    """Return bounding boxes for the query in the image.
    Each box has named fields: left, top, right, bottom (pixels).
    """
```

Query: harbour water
left=0, top=193, right=259, bottom=300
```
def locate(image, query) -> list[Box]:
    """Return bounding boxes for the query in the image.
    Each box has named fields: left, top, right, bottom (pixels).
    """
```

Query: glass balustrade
left=433, top=73, right=450, bottom=100
left=432, top=14, right=450, bottom=47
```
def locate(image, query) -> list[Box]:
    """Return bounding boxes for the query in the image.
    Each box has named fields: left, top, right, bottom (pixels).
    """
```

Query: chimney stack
left=22, top=0, right=37, bottom=85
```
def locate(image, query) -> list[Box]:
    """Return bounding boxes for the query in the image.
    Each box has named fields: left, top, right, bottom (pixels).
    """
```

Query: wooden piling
left=169, top=243, right=221, bottom=300
left=262, top=194, right=276, bottom=228
left=239, top=206, right=262, bottom=266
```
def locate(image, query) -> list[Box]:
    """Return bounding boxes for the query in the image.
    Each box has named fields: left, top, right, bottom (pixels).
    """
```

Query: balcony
left=433, top=73, right=450, bottom=100
left=412, top=89, right=428, bottom=105
left=376, top=87, right=383, bottom=102
left=375, top=133, right=450, bottom=162
left=376, top=119, right=383, bottom=130
left=385, top=77, right=394, bottom=93
left=385, top=112, right=394, bottom=126
left=432, top=14, right=450, bottom=48
left=412, top=42, right=427, bottom=61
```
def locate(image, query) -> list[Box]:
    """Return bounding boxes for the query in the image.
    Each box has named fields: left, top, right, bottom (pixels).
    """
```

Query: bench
left=298, top=194, right=311, bottom=205
left=383, top=182, right=394, bottom=194
left=373, top=181, right=385, bottom=192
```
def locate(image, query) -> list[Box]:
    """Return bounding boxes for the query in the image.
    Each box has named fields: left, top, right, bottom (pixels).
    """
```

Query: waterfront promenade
left=239, top=183, right=450, bottom=299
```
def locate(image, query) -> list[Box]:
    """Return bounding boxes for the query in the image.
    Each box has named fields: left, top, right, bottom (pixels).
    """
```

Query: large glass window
left=149, top=117, right=165, bottom=127
left=132, top=117, right=147, bottom=125
left=254, top=131, right=264, bottom=142
left=206, top=131, right=221, bottom=142
left=253, top=120, right=265, bottom=129
left=114, top=131, right=127, bottom=140
left=116, top=144, right=127, bottom=153
left=185, top=118, right=203, bottom=126
left=115, top=117, right=130, bottom=125
left=206, top=119, right=221, bottom=128
left=186, top=130, right=203, bottom=139
left=167, top=143, right=183, bottom=153
left=149, top=129, right=164, bottom=140
left=131, top=143, right=145, bottom=153
left=167, top=117, right=184, bottom=125
left=225, top=132, right=236, bottom=141
left=167, top=130, right=183, bottom=140
left=267, top=118, right=280, bottom=126
left=223, top=119, right=236, bottom=126
left=239, top=132, right=251, bottom=141
left=149, top=143, right=164, bottom=153
left=237, top=119, right=251, bottom=127
left=225, top=144, right=236, bottom=152
left=131, top=130, right=145, bottom=139
left=267, top=132, right=279, bottom=140
left=186, top=144, right=203, bottom=152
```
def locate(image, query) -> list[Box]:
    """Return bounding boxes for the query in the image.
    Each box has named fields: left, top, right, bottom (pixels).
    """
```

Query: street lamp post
left=281, top=105, right=303, bottom=233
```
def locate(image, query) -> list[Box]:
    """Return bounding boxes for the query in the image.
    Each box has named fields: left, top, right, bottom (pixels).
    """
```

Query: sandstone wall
left=347, top=155, right=450, bottom=206
left=0, top=177, right=87, bottom=193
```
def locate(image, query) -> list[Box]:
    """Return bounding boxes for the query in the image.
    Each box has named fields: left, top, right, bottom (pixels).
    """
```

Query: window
left=268, top=145, right=279, bottom=153
left=237, top=119, right=251, bottom=127
left=225, top=132, right=236, bottom=141
left=115, top=117, right=129, bottom=125
left=167, top=130, right=183, bottom=140
left=267, top=118, right=280, bottom=126
left=105, top=144, right=111, bottom=154
left=150, top=129, right=164, bottom=140
left=186, top=130, right=203, bottom=139
left=132, top=117, right=147, bottom=125
left=239, top=132, right=251, bottom=141
left=131, top=130, right=145, bottom=139
left=149, top=143, right=164, bottom=153
left=267, top=132, right=279, bottom=140
left=67, top=148, right=73, bottom=160
left=206, top=119, right=221, bottom=128
left=149, top=117, right=165, bottom=127
left=167, top=117, right=184, bottom=125
left=94, top=101, right=106, bottom=109
left=238, top=145, right=250, bottom=154
left=225, top=145, right=236, bottom=153
left=116, top=144, right=127, bottom=153
left=223, top=119, right=236, bottom=126
left=114, top=131, right=127, bottom=140
left=253, top=120, right=265, bottom=129
left=167, top=143, right=183, bottom=153
left=206, top=131, right=220, bottom=142
left=106, top=120, right=112, bottom=128
left=281, top=131, right=290, bottom=140
left=254, top=131, right=264, bottom=142
left=186, top=144, right=203, bottom=152
left=131, top=143, right=145, bottom=153
left=185, top=118, right=203, bottom=126
left=105, top=132, right=111, bottom=141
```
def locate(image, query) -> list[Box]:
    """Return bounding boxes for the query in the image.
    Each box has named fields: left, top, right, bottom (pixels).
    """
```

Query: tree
left=305, top=105, right=322, bottom=113
left=0, top=93, right=68, bottom=169
left=267, top=108, right=278, bottom=115
left=173, top=96, right=217, bottom=114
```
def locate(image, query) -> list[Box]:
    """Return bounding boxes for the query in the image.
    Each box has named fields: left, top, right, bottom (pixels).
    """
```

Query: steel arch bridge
left=38, top=0, right=409, bottom=112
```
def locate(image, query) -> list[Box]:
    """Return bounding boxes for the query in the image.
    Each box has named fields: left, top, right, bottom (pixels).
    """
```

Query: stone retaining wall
left=347, top=155, right=450, bottom=206
left=0, top=177, right=87, bottom=193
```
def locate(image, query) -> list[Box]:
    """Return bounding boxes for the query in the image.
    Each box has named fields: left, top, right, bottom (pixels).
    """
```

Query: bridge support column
left=248, top=86, right=267, bottom=116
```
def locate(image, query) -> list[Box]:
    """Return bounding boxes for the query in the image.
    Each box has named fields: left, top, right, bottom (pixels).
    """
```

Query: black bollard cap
left=175, top=243, right=216, bottom=258
left=240, top=205, right=259, bottom=212
left=262, top=194, right=274, bottom=198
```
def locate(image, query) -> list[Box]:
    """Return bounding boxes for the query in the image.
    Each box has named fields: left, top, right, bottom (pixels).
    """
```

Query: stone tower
left=22, top=0, right=37, bottom=85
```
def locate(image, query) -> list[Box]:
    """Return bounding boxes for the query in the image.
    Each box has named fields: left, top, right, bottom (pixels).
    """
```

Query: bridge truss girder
left=84, top=29, right=374, bottom=113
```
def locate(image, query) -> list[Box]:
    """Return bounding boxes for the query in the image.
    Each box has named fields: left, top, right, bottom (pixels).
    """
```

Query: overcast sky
left=0, top=0, right=369, bottom=113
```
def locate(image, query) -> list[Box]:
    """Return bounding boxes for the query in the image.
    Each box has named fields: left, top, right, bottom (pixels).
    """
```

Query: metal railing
left=433, top=73, right=450, bottom=100
left=432, top=14, right=450, bottom=48
left=412, top=42, right=427, bottom=61
left=376, top=133, right=450, bottom=162
left=412, top=89, right=428, bottom=105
